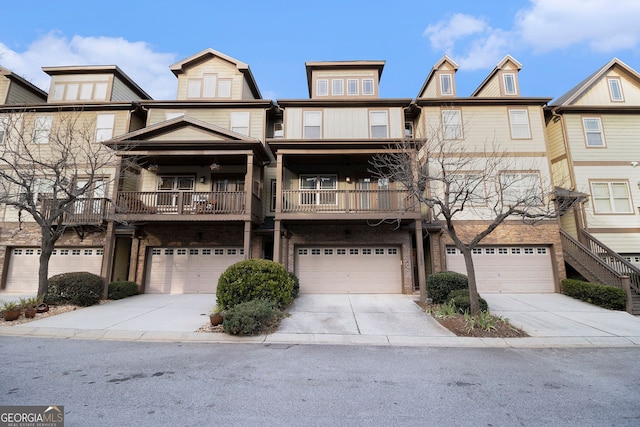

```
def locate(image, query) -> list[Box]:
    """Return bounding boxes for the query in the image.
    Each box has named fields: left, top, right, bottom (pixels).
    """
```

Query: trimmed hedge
left=108, top=281, right=139, bottom=300
left=222, top=299, right=284, bottom=336
left=46, top=272, right=103, bottom=307
left=561, top=279, right=626, bottom=310
left=447, top=289, right=489, bottom=313
left=427, top=271, right=469, bottom=303
left=216, top=259, right=296, bottom=310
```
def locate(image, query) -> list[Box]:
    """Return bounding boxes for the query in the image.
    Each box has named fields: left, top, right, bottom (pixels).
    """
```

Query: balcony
left=115, top=191, right=257, bottom=222
left=279, top=189, right=420, bottom=220
left=41, top=198, right=110, bottom=226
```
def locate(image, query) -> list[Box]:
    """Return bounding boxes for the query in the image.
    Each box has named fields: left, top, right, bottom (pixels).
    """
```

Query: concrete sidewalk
left=1, top=292, right=639, bottom=347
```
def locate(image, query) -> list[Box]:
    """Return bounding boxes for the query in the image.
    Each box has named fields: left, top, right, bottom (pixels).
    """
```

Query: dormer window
left=332, top=79, right=344, bottom=96
left=440, top=73, right=453, bottom=96
left=362, top=79, right=374, bottom=95
left=347, top=79, right=359, bottom=95
left=607, top=78, right=624, bottom=102
left=316, top=80, right=328, bottom=96
left=503, top=73, right=517, bottom=95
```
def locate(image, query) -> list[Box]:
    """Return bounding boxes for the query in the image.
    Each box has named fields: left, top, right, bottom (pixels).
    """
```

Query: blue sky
left=1, top=0, right=639, bottom=102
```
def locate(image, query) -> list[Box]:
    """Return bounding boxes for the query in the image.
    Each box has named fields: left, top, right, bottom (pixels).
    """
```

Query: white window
left=503, top=73, right=517, bottom=95
left=583, top=117, right=605, bottom=147
left=347, top=79, right=358, bottom=95
left=231, top=112, right=250, bottom=136
left=218, top=80, right=232, bottom=98
left=273, top=122, right=284, bottom=138
left=94, top=82, right=108, bottom=100
left=316, top=79, right=328, bottom=96
left=440, top=73, right=453, bottom=96
left=362, top=79, right=374, bottom=95
left=300, top=175, right=337, bottom=205
left=203, top=74, right=217, bottom=98
left=508, top=109, right=531, bottom=139
left=591, top=182, right=632, bottom=213
left=80, top=83, right=93, bottom=100
left=65, top=83, right=79, bottom=101
left=187, top=79, right=202, bottom=98
left=95, top=114, right=115, bottom=142
left=501, top=173, right=542, bottom=205
left=0, top=116, right=6, bottom=144
left=303, top=111, right=322, bottom=138
left=607, top=78, right=624, bottom=102
left=33, top=116, right=53, bottom=144
left=405, top=122, right=414, bottom=138
left=442, top=110, right=462, bottom=139
left=448, top=173, right=484, bottom=204
left=370, top=111, right=388, bottom=138
left=52, top=84, right=65, bottom=101
left=332, top=79, right=344, bottom=96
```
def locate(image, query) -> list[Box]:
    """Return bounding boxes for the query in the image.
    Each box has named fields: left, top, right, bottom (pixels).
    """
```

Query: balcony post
left=244, top=221, right=252, bottom=260
left=273, top=219, right=282, bottom=264
left=415, top=220, right=427, bottom=302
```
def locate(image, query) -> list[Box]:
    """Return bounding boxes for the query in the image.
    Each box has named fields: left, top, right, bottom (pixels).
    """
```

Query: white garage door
left=445, top=246, right=555, bottom=293
left=295, top=246, right=402, bottom=293
left=145, top=247, right=244, bottom=294
left=5, top=247, right=104, bottom=293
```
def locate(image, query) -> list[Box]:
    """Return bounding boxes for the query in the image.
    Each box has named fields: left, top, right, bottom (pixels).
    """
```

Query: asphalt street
left=2, top=337, right=639, bottom=426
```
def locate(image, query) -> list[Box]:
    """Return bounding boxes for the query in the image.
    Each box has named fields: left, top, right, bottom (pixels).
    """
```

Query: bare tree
left=370, top=128, right=569, bottom=315
left=0, top=110, right=120, bottom=297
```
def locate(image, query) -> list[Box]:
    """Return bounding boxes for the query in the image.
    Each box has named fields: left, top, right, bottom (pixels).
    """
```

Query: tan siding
left=560, top=213, right=578, bottom=238
left=574, top=70, right=640, bottom=106
left=150, top=126, right=226, bottom=141
left=475, top=77, right=500, bottom=97
left=591, top=232, right=640, bottom=253
left=325, top=108, right=369, bottom=138
left=285, top=108, right=303, bottom=139
left=389, top=107, right=404, bottom=138
left=545, top=116, right=566, bottom=160
left=175, top=57, right=243, bottom=101
left=0, top=77, right=9, bottom=103
left=421, top=80, right=437, bottom=98
left=564, top=114, right=640, bottom=161
left=148, top=108, right=265, bottom=138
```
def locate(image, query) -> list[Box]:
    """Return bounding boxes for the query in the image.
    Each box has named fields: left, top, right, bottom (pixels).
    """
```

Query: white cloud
left=515, top=0, right=640, bottom=53
left=423, top=13, right=512, bottom=71
left=0, top=32, right=178, bottom=99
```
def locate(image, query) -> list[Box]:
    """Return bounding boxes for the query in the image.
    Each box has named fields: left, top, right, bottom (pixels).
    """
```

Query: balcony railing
left=41, top=197, right=110, bottom=225
left=281, top=189, right=418, bottom=213
left=116, top=191, right=246, bottom=215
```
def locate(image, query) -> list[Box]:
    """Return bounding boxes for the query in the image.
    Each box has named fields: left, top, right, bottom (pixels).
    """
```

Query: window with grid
left=503, top=73, right=517, bottom=95
left=362, top=79, right=374, bottom=95
left=501, top=173, right=542, bottom=205
left=440, top=73, right=453, bottom=96
left=582, top=117, right=605, bottom=147
left=591, top=182, right=632, bottom=213
left=442, top=110, right=462, bottom=139
left=332, top=79, right=344, bottom=96
left=95, top=114, right=115, bottom=142
left=448, top=173, right=484, bottom=204
left=33, top=116, right=53, bottom=144
left=347, top=79, right=358, bottom=95
left=231, top=112, right=250, bottom=136
left=0, top=116, right=6, bottom=144
left=607, top=78, right=624, bottom=101
left=316, top=79, right=328, bottom=96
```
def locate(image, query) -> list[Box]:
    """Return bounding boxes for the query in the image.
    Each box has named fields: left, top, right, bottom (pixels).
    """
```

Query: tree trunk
left=37, top=230, right=56, bottom=298
left=460, top=247, right=481, bottom=316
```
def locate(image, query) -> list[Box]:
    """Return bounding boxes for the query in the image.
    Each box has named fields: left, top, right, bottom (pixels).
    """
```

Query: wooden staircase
left=560, top=229, right=640, bottom=315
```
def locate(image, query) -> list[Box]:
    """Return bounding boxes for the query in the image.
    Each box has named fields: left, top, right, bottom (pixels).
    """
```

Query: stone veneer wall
left=282, top=223, right=415, bottom=293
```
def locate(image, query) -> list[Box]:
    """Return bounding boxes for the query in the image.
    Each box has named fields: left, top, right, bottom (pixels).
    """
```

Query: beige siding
left=148, top=108, right=264, bottom=138
left=111, top=77, right=144, bottom=102
left=574, top=70, right=640, bottom=106
left=284, top=109, right=303, bottom=139
left=421, top=80, right=437, bottom=98
left=324, top=108, right=369, bottom=138
left=175, top=58, right=243, bottom=101
left=475, top=77, right=500, bottom=97
left=150, top=126, right=226, bottom=141
left=591, top=232, right=640, bottom=253
left=564, top=114, right=640, bottom=161
left=0, top=77, right=9, bottom=103
left=550, top=158, right=572, bottom=189
left=545, top=115, right=566, bottom=160
left=560, top=213, right=578, bottom=238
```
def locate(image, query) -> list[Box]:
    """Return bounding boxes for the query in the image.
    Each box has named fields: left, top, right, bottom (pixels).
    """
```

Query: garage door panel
left=145, top=247, right=243, bottom=294
left=445, top=246, right=554, bottom=293
left=296, top=246, right=401, bottom=294
left=5, top=247, right=103, bottom=293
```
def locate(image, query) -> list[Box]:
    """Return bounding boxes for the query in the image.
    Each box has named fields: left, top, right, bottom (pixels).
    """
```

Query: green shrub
left=216, top=259, right=295, bottom=310
left=427, top=271, right=469, bottom=303
left=108, top=281, right=139, bottom=300
left=561, top=279, right=626, bottom=310
left=447, top=289, right=489, bottom=313
left=46, top=272, right=103, bottom=307
left=222, top=299, right=284, bottom=336
left=288, top=272, right=300, bottom=298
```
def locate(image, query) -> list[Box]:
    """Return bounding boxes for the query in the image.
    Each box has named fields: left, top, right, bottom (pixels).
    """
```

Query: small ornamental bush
left=427, top=271, right=469, bottom=303
left=447, top=289, right=489, bottom=313
left=216, top=259, right=296, bottom=310
left=561, top=279, right=626, bottom=310
left=288, top=272, right=300, bottom=299
left=222, top=299, right=284, bottom=336
left=46, top=272, right=103, bottom=306
left=108, top=281, right=139, bottom=300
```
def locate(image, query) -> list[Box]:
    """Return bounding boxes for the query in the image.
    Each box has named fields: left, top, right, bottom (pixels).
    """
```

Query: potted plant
left=210, top=305, right=224, bottom=326
left=20, top=296, right=41, bottom=319
left=2, top=301, right=21, bottom=321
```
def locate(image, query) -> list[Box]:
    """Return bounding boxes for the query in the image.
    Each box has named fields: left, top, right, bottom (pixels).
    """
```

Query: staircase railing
left=578, top=229, right=640, bottom=295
